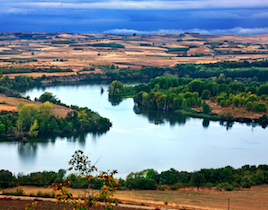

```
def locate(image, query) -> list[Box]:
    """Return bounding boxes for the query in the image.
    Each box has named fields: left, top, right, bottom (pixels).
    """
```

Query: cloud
left=103, top=27, right=268, bottom=35
left=251, top=12, right=268, bottom=19
left=16, top=0, right=268, bottom=10
left=0, top=7, right=34, bottom=14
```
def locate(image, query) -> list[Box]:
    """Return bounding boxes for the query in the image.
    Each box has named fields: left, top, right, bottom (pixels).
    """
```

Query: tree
left=190, top=172, right=205, bottom=191
left=29, top=119, right=39, bottom=137
left=18, top=104, right=39, bottom=131
left=108, top=80, right=124, bottom=95
left=202, top=101, right=211, bottom=114
left=233, top=97, right=240, bottom=107
left=255, top=103, right=267, bottom=113
left=39, top=92, right=57, bottom=103
left=182, top=99, right=188, bottom=110
left=245, top=101, right=253, bottom=112
left=0, top=170, right=15, bottom=188
left=52, top=150, right=119, bottom=210
left=201, top=89, right=211, bottom=99
left=39, top=101, right=53, bottom=121
left=0, top=123, right=6, bottom=133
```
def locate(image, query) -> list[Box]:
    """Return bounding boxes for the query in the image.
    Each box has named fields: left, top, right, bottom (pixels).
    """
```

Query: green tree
left=29, top=119, right=39, bottom=137
left=245, top=101, right=253, bottom=112
left=18, top=104, right=39, bottom=131
left=255, top=103, right=267, bottom=113
left=39, top=101, right=53, bottom=121
left=109, top=80, right=124, bottom=95
left=0, top=123, right=6, bottom=133
left=233, top=97, right=240, bottom=107
left=201, top=89, right=211, bottom=99
left=202, top=101, right=211, bottom=114
left=190, top=172, right=205, bottom=191
left=182, top=99, right=188, bottom=110
left=39, top=92, right=57, bottom=103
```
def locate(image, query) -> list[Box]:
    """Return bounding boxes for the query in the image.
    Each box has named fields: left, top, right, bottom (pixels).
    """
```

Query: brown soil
left=0, top=197, right=148, bottom=210
left=191, top=100, right=268, bottom=119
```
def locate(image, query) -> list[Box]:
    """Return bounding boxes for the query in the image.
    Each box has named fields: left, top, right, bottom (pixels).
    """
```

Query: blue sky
left=1, top=0, right=268, bottom=35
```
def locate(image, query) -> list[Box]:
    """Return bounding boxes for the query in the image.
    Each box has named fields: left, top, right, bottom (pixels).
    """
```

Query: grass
left=3, top=185, right=268, bottom=210
left=2, top=188, right=25, bottom=196
left=30, top=191, right=55, bottom=198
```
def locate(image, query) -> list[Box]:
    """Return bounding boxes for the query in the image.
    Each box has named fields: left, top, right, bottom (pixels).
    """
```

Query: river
left=0, top=81, right=267, bottom=178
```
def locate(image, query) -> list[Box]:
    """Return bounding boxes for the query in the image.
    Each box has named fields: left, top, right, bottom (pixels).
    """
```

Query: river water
left=0, top=82, right=267, bottom=178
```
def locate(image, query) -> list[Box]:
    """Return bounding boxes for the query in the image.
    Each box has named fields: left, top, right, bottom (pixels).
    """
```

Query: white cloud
left=103, top=27, right=268, bottom=35
left=18, top=0, right=268, bottom=10
left=251, top=12, right=268, bottom=19
left=191, top=10, right=246, bottom=19
left=0, top=7, right=34, bottom=14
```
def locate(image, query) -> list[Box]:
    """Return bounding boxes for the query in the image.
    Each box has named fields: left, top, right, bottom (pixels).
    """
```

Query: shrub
left=205, top=182, right=213, bottom=190
left=125, top=178, right=157, bottom=190
left=170, top=182, right=183, bottom=190
left=157, top=185, right=169, bottom=191
left=36, top=191, right=55, bottom=198
left=216, top=183, right=233, bottom=191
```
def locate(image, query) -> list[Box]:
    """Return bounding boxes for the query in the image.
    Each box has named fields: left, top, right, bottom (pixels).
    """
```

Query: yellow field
left=1, top=32, right=268, bottom=78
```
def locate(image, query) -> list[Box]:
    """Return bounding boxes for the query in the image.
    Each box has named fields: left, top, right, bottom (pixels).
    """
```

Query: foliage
left=0, top=96, right=112, bottom=139
left=25, top=201, right=37, bottom=210
left=91, top=43, right=125, bottom=48
left=28, top=119, right=39, bottom=137
left=53, top=150, right=118, bottom=210
left=0, top=170, right=16, bottom=188
left=202, top=101, right=211, bottom=114
left=107, top=76, right=268, bottom=117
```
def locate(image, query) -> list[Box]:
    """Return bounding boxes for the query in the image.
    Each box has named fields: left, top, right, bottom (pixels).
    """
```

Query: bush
left=170, top=182, right=183, bottom=190
left=216, top=183, right=233, bottom=191
left=36, top=191, right=55, bottom=198
left=0, top=170, right=16, bottom=189
left=157, top=185, right=169, bottom=191
left=205, top=182, right=213, bottom=190
left=125, top=178, right=157, bottom=190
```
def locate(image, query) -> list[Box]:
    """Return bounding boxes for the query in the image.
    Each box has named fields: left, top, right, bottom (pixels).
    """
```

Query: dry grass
left=0, top=94, right=72, bottom=118
left=191, top=100, right=268, bottom=119
left=1, top=33, right=268, bottom=77
left=3, top=185, right=268, bottom=210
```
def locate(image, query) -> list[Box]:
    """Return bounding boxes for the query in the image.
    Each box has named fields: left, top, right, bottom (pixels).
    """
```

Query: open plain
left=1, top=32, right=268, bottom=78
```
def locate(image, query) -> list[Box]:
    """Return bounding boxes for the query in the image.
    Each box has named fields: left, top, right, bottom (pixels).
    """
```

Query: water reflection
left=202, top=119, right=210, bottom=128
left=108, top=95, right=125, bottom=106
left=18, top=141, right=38, bottom=159
left=134, top=107, right=189, bottom=126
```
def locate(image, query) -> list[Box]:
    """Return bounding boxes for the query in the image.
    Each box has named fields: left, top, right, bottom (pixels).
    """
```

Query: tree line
left=1, top=164, right=268, bottom=191
left=108, top=76, right=268, bottom=120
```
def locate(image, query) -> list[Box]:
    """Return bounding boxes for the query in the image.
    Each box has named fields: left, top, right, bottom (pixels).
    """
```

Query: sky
left=1, top=0, right=268, bottom=35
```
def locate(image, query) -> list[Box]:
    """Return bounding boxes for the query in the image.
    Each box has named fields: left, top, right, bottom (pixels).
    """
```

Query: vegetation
left=90, top=43, right=125, bottom=48
left=51, top=40, right=76, bottom=44
left=0, top=92, right=112, bottom=139
left=0, top=66, right=73, bottom=74
left=1, top=164, right=268, bottom=192
left=108, top=76, right=268, bottom=123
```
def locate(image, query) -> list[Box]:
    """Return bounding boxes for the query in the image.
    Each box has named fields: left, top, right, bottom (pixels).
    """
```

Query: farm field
left=1, top=32, right=268, bottom=78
